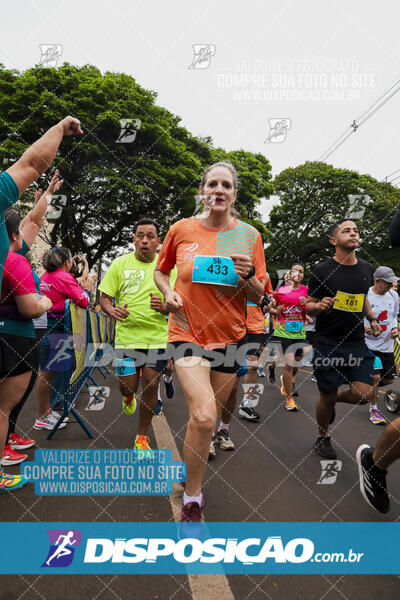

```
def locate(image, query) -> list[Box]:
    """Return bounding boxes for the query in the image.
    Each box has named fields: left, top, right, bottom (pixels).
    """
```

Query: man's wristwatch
left=243, top=265, right=255, bottom=280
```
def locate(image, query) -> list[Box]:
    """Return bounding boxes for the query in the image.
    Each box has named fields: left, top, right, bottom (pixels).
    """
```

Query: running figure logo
left=44, top=334, right=81, bottom=372
left=346, top=195, right=372, bottom=220
left=86, top=386, right=110, bottom=411
left=39, top=44, right=63, bottom=67
left=116, top=119, right=141, bottom=144
left=46, top=194, right=67, bottom=221
left=42, top=529, right=82, bottom=567
left=317, top=460, right=342, bottom=485
left=265, top=119, right=291, bottom=143
left=188, top=44, right=216, bottom=69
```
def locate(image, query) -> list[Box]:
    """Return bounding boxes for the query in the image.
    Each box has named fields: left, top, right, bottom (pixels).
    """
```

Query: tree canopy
left=266, top=161, right=400, bottom=284
left=0, top=63, right=273, bottom=266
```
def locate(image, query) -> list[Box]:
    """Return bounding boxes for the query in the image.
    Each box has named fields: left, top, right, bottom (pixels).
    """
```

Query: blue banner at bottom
left=0, top=522, right=398, bottom=574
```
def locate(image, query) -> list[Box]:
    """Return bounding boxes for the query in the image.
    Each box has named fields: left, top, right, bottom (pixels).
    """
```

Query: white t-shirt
left=364, top=287, right=399, bottom=353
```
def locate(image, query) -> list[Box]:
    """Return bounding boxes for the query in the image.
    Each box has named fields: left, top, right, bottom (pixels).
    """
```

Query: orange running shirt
left=157, top=217, right=267, bottom=349
left=245, top=274, right=273, bottom=334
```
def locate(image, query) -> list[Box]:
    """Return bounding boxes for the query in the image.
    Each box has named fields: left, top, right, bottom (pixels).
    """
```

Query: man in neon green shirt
left=99, top=218, right=175, bottom=452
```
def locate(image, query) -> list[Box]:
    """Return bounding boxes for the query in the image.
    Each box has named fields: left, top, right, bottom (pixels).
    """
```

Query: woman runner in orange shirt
left=155, top=161, right=267, bottom=522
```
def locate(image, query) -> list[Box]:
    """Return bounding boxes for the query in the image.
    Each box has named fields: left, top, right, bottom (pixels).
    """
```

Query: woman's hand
left=164, top=290, right=183, bottom=313
left=230, top=254, right=253, bottom=279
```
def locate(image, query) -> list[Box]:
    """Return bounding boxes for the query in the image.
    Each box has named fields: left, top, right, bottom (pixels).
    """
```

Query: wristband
left=368, top=317, right=378, bottom=324
left=243, top=265, right=255, bottom=280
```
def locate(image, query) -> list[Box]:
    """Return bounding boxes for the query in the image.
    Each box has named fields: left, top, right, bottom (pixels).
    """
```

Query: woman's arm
left=15, top=294, right=52, bottom=319
left=21, top=170, right=64, bottom=247
left=7, top=117, right=82, bottom=194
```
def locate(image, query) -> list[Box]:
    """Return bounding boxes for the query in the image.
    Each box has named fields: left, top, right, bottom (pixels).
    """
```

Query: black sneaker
left=267, top=364, right=275, bottom=384
left=314, top=436, right=337, bottom=459
left=239, top=405, right=260, bottom=420
left=356, top=444, right=390, bottom=513
left=163, top=376, right=175, bottom=399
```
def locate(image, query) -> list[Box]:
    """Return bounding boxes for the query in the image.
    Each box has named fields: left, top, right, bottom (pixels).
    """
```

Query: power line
left=318, top=78, right=400, bottom=163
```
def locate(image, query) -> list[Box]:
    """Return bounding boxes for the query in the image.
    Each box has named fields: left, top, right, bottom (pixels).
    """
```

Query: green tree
left=0, top=64, right=273, bottom=265
left=267, top=161, right=400, bottom=284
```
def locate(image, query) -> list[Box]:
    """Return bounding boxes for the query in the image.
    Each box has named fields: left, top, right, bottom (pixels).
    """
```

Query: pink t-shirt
left=40, top=269, right=89, bottom=318
left=273, top=284, right=308, bottom=339
left=0, top=252, right=36, bottom=319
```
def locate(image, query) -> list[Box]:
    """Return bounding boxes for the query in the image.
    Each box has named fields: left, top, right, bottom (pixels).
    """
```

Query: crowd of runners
left=0, top=117, right=400, bottom=522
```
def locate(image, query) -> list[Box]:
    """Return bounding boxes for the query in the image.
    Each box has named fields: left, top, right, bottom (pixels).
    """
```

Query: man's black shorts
left=168, top=339, right=246, bottom=374
left=0, top=333, right=39, bottom=378
left=312, top=343, right=375, bottom=392
left=373, top=350, right=396, bottom=381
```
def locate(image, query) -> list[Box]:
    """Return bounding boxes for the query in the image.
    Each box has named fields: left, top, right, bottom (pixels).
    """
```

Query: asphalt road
left=1, top=364, right=399, bottom=600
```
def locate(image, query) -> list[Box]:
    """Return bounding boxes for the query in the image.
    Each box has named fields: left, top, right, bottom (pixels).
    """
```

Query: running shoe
left=180, top=501, right=204, bottom=522
left=238, top=405, right=260, bottom=420
left=163, top=375, right=175, bottom=399
left=285, top=397, right=298, bottom=412
left=216, top=429, right=235, bottom=451
left=8, top=433, right=35, bottom=450
left=33, top=414, right=66, bottom=430
left=257, top=366, right=266, bottom=377
left=122, top=395, right=136, bottom=416
left=209, top=436, right=216, bottom=459
left=369, top=407, right=387, bottom=425
left=280, top=375, right=286, bottom=396
left=134, top=435, right=153, bottom=457
left=50, top=409, right=69, bottom=423
left=1, top=444, right=28, bottom=466
left=356, top=444, right=389, bottom=513
left=0, top=471, right=26, bottom=492
left=154, top=397, right=163, bottom=415
left=313, top=436, right=336, bottom=459
left=311, top=375, right=317, bottom=382
left=267, top=364, right=275, bottom=384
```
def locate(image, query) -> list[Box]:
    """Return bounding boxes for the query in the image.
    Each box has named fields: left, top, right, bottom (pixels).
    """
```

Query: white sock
left=157, top=382, right=162, bottom=402
left=369, top=404, right=378, bottom=411
left=183, top=491, right=202, bottom=506
left=163, top=374, right=172, bottom=383
left=218, top=421, right=229, bottom=432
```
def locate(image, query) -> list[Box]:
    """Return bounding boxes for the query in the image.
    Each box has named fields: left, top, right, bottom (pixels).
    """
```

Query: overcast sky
left=3, top=0, right=400, bottom=219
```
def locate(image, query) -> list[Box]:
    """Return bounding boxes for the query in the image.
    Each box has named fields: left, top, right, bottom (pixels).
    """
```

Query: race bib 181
left=192, top=256, right=239, bottom=287
left=334, top=291, right=365, bottom=312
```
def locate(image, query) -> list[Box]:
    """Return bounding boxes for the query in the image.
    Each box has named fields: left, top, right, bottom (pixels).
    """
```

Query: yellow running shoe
left=285, top=397, right=298, bottom=412
left=122, top=395, right=136, bottom=416
left=134, top=435, right=153, bottom=457
left=0, top=471, right=26, bottom=492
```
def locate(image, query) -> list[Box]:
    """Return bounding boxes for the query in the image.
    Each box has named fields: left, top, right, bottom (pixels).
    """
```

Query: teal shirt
left=0, top=172, right=19, bottom=290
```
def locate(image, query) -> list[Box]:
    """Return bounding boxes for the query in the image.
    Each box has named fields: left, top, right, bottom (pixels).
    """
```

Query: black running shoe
left=239, top=405, right=260, bottom=420
left=356, top=444, right=389, bottom=513
left=267, top=364, right=275, bottom=384
left=314, top=436, right=337, bottom=459
left=164, top=376, right=175, bottom=399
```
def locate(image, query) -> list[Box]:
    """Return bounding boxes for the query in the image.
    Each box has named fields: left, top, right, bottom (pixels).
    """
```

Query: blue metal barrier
left=47, top=301, right=116, bottom=440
